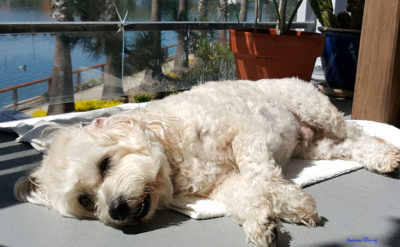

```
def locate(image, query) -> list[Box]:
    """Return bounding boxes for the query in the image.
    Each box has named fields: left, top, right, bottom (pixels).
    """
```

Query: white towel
left=1, top=105, right=399, bottom=219
left=0, top=103, right=147, bottom=153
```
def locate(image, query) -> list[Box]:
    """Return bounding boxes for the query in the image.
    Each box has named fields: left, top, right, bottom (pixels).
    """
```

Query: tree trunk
left=240, top=0, right=248, bottom=22
left=198, top=0, right=209, bottom=38
left=198, top=0, right=208, bottom=21
left=102, top=51, right=124, bottom=99
left=178, top=0, right=188, bottom=20
left=47, top=0, right=75, bottom=115
left=151, top=0, right=162, bottom=77
left=151, top=0, right=161, bottom=21
left=47, top=34, right=75, bottom=115
left=218, top=0, right=228, bottom=45
left=102, top=0, right=124, bottom=99
left=174, top=0, right=189, bottom=72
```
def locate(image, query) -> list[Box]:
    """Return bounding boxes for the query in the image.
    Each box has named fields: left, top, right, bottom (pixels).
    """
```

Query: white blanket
left=1, top=104, right=399, bottom=219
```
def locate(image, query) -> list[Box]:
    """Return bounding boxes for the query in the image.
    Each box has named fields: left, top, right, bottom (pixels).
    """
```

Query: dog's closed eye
left=78, top=194, right=94, bottom=211
left=99, top=157, right=110, bottom=177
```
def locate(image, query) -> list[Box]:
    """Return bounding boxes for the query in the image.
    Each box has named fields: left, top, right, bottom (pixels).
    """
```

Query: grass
left=31, top=99, right=123, bottom=117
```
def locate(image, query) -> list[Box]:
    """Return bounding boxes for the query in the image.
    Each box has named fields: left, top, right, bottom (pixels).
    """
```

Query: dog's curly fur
left=14, top=78, right=399, bottom=246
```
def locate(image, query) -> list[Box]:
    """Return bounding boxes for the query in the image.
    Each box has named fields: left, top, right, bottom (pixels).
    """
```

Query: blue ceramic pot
left=319, top=27, right=361, bottom=91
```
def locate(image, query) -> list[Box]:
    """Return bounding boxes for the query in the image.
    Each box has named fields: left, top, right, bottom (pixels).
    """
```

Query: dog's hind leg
left=296, top=121, right=400, bottom=174
left=257, top=78, right=348, bottom=140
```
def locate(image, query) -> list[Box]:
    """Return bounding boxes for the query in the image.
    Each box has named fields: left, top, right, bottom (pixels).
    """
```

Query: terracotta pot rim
left=229, top=28, right=325, bottom=58
left=230, top=28, right=323, bottom=37
left=229, top=28, right=325, bottom=81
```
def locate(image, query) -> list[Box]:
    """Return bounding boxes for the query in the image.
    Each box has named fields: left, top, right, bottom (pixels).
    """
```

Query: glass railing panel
left=0, top=0, right=317, bottom=121
left=0, top=28, right=237, bottom=118
left=0, top=0, right=308, bottom=23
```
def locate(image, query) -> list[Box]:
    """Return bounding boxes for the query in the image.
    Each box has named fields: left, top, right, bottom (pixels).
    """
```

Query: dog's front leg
left=211, top=173, right=319, bottom=247
left=211, top=174, right=279, bottom=247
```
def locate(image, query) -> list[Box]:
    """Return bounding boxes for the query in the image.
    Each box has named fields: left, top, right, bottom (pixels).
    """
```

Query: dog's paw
left=278, top=190, right=320, bottom=227
left=372, top=147, right=400, bottom=174
left=296, top=194, right=320, bottom=227
left=363, top=138, right=400, bottom=175
left=388, top=149, right=400, bottom=174
left=298, top=210, right=320, bottom=227
left=243, top=218, right=279, bottom=247
left=280, top=204, right=320, bottom=227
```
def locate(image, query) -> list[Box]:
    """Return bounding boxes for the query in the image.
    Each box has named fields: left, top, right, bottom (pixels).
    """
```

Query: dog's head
left=14, top=115, right=176, bottom=226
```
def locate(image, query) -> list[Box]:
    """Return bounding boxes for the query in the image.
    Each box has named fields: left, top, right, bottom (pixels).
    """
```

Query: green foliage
left=133, top=94, right=153, bottom=103
left=195, top=39, right=233, bottom=62
left=271, top=0, right=304, bottom=34
left=310, top=0, right=365, bottom=30
left=180, top=39, right=236, bottom=86
left=126, top=32, right=165, bottom=75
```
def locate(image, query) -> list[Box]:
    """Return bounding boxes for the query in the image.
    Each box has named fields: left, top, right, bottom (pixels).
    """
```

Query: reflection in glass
left=47, top=0, right=75, bottom=115
left=0, top=0, right=254, bottom=119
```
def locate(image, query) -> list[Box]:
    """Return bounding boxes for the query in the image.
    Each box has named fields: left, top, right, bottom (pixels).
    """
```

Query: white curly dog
left=14, top=78, right=399, bottom=246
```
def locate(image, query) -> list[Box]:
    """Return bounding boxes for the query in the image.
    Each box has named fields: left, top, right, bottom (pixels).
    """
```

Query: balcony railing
left=0, top=21, right=316, bottom=34
left=0, top=21, right=317, bottom=110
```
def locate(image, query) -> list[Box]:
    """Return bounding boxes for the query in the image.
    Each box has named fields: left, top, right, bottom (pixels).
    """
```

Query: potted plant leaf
left=310, top=0, right=364, bottom=95
left=229, top=0, right=325, bottom=81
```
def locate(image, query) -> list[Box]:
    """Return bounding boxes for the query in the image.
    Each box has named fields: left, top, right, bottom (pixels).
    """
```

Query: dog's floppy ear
left=14, top=176, right=48, bottom=206
left=14, top=176, right=37, bottom=202
left=87, top=117, right=107, bottom=130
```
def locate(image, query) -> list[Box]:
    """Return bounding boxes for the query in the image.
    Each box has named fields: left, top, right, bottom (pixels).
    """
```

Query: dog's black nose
left=109, top=197, right=130, bottom=221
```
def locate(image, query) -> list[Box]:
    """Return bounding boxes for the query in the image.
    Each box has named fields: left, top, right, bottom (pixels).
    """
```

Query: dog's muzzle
left=108, top=194, right=151, bottom=221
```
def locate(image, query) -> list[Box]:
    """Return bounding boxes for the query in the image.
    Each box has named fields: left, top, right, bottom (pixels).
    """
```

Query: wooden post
left=48, top=78, right=52, bottom=92
left=352, top=0, right=400, bottom=127
left=13, top=89, right=18, bottom=109
left=77, top=71, right=81, bottom=85
left=101, top=64, right=105, bottom=83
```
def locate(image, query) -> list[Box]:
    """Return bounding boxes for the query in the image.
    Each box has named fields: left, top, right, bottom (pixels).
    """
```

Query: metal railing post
left=13, top=89, right=18, bottom=109
left=47, top=78, right=52, bottom=92
left=101, top=64, right=105, bottom=84
left=77, top=71, right=81, bottom=85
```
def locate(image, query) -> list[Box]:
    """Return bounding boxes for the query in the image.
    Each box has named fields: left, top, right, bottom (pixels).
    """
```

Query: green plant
left=272, top=0, right=304, bottom=34
left=251, top=0, right=304, bottom=35
left=310, top=0, right=365, bottom=30
left=133, top=94, right=153, bottom=103
left=181, top=39, right=236, bottom=85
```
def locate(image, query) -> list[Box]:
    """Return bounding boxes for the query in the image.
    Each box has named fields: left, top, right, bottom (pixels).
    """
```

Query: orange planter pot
left=229, top=29, right=325, bottom=81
